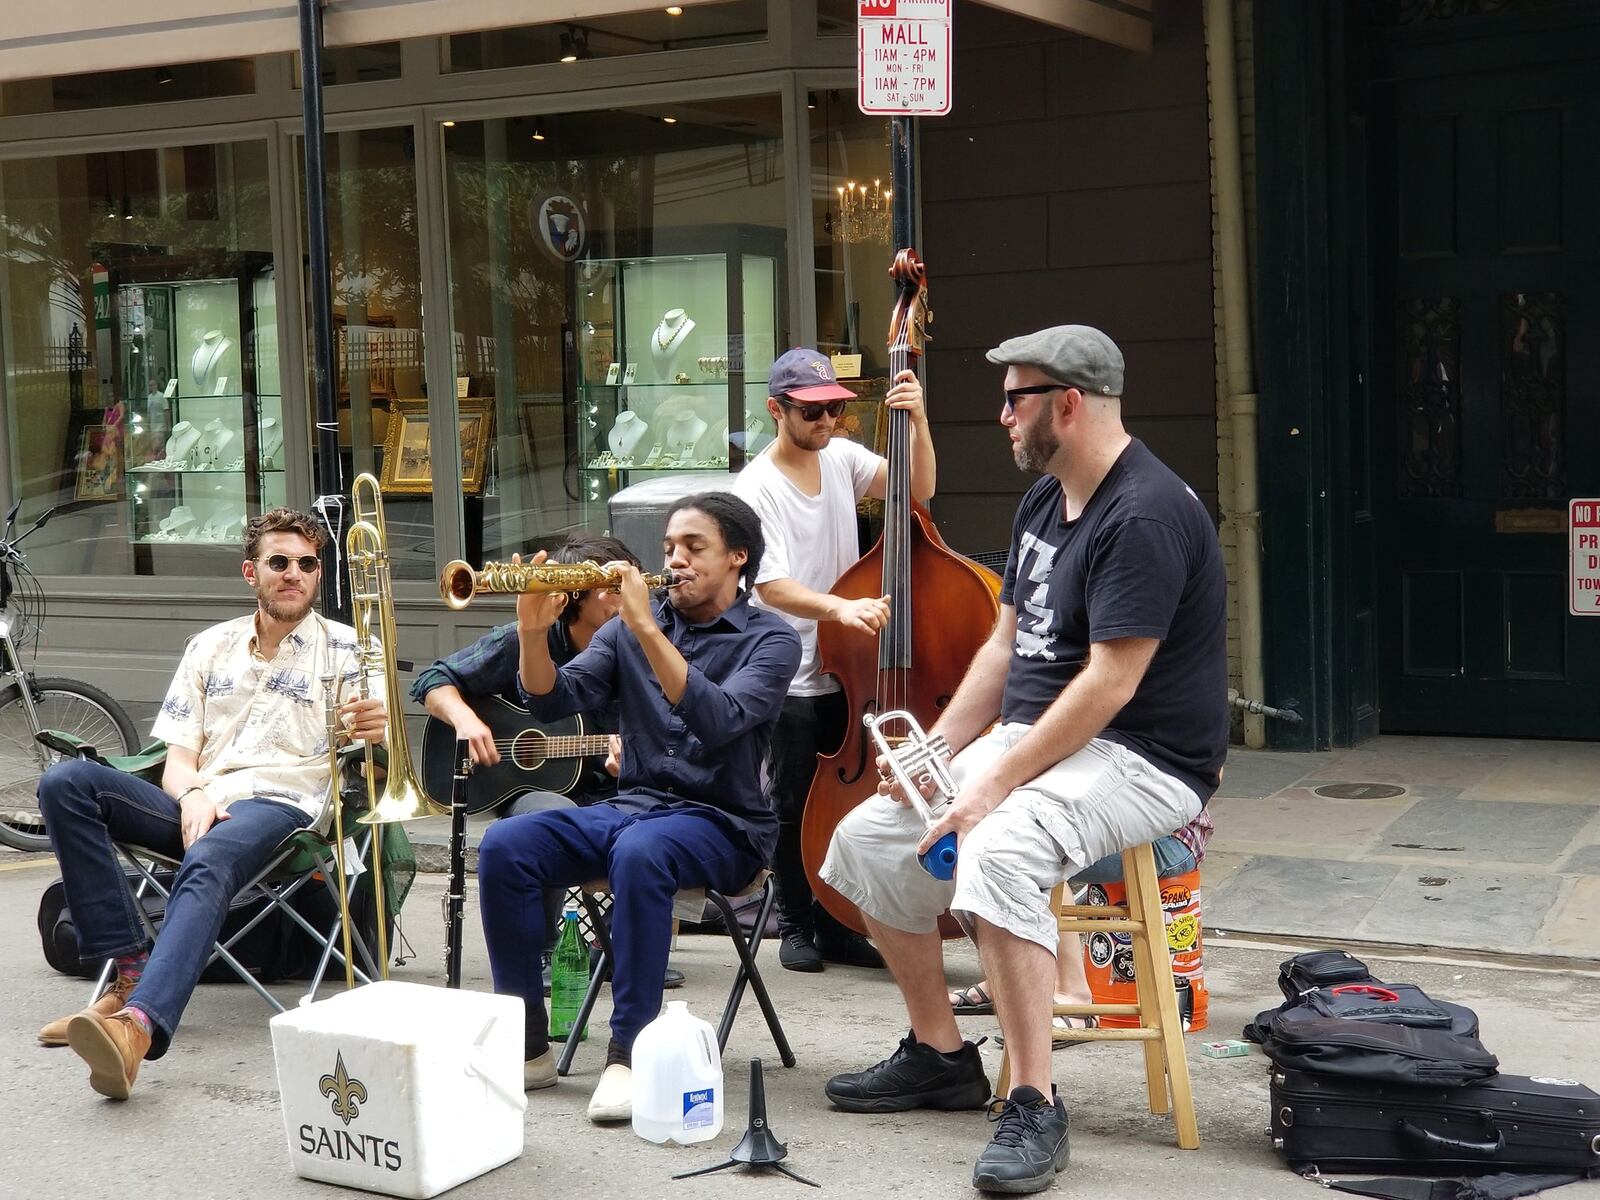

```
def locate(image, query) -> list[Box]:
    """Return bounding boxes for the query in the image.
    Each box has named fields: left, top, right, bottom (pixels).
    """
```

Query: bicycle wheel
left=0, top=677, right=140, bottom=852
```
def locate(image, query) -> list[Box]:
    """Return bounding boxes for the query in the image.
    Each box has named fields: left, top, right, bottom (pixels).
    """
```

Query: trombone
left=336, top=472, right=442, bottom=982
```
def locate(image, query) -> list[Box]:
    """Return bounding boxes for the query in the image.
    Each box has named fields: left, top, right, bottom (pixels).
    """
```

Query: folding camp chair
left=555, top=869, right=796, bottom=1076
left=42, top=733, right=402, bottom=1014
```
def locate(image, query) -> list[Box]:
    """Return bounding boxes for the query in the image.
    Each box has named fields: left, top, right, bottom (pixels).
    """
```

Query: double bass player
left=732, top=347, right=933, bottom=973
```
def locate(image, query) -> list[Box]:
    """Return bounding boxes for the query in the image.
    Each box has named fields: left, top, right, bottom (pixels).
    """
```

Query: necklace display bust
left=607, top=411, right=650, bottom=459
left=190, top=330, right=233, bottom=391
left=648, top=308, right=695, bottom=372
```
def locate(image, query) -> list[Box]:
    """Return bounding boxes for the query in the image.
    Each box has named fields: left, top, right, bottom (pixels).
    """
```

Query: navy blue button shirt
left=518, top=590, right=801, bottom=862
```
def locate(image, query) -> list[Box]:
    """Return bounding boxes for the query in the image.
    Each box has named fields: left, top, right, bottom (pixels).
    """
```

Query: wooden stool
left=995, top=842, right=1200, bottom=1150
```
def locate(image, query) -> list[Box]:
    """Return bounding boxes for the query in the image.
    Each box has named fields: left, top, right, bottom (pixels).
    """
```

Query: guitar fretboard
left=535, top=737, right=614, bottom=758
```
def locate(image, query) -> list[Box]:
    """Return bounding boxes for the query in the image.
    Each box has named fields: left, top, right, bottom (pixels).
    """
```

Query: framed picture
left=74, top=424, right=124, bottom=502
left=378, top=399, right=496, bottom=495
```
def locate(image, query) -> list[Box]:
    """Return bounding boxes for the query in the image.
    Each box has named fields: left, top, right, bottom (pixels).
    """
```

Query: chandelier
left=833, top=178, right=892, bottom=245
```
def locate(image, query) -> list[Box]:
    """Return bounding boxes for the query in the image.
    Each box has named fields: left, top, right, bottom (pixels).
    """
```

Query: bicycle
left=0, top=500, right=140, bottom=851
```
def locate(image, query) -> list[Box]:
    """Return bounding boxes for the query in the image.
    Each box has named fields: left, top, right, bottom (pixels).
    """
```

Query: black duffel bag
left=38, top=866, right=355, bottom=984
left=1262, top=1008, right=1499, bottom=1088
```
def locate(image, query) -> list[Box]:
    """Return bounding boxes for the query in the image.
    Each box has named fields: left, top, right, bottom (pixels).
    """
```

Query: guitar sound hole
left=510, top=731, right=547, bottom=770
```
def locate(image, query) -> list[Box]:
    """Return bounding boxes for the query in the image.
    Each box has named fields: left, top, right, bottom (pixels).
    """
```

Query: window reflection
left=442, top=97, right=787, bottom=567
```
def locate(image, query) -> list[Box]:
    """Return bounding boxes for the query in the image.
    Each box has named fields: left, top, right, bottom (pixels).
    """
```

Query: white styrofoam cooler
left=270, top=981, right=526, bottom=1199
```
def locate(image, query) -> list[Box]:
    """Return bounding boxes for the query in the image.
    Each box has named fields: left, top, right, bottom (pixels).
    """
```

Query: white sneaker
left=586, top=1063, right=632, bottom=1123
left=524, top=1049, right=557, bottom=1091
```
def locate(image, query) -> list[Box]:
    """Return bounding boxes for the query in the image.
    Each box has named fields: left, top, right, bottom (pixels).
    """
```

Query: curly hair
left=664, top=491, right=764, bottom=586
left=553, top=532, right=641, bottom=627
left=244, top=508, right=328, bottom=561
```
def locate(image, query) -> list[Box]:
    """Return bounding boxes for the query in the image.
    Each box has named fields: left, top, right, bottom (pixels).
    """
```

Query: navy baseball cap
left=768, top=347, right=857, bottom=403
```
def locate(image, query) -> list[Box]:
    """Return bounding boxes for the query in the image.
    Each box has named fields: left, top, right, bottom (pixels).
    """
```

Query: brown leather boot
left=38, top=974, right=137, bottom=1047
left=66, top=1009, right=152, bottom=1100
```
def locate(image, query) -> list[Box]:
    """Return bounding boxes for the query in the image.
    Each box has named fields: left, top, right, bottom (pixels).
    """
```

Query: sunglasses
left=261, top=554, right=322, bottom=574
left=1003, top=384, right=1066, bottom=414
left=777, top=396, right=848, bottom=422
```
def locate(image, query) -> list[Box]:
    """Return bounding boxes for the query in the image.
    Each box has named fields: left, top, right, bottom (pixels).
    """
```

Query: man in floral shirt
left=35, top=508, right=385, bottom=1100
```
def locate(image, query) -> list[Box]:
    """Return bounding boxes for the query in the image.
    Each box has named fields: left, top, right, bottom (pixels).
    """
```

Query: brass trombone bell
left=439, top=558, right=679, bottom=610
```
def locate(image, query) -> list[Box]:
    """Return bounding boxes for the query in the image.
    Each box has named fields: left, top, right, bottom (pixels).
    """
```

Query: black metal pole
left=889, top=115, right=917, bottom=254
left=298, top=0, right=349, bottom=623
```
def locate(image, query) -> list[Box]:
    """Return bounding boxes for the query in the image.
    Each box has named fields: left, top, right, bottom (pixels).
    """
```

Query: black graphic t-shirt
left=999, top=439, right=1228, bottom=803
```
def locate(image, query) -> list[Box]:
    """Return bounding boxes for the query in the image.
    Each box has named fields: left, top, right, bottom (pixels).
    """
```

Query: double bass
left=799, top=249, right=1002, bottom=936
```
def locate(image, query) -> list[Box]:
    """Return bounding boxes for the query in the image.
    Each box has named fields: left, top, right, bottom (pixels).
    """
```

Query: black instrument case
left=1271, top=1067, right=1600, bottom=1176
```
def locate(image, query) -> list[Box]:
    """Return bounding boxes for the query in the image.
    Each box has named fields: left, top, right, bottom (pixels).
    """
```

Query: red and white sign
left=1569, top=499, right=1600, bottom=615
left=858, top=0, right=952, bottom=116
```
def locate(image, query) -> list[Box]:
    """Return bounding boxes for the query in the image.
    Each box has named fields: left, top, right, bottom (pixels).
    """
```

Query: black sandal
left=949, top=983, right=995, bottom=1016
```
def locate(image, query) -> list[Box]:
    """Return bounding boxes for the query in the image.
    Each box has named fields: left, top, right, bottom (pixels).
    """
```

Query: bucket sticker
left=1087, top=932, right=1115, bottom=968
left=683, top=1087, right=716, bottom=1130
left=1166, top=912, right=1200, bottom=953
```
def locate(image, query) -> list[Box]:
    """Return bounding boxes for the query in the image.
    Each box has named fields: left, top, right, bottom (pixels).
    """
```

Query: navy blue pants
left=478, top=800, right=761, bottom=1057
left=38, top=758, right=310, bottom=1059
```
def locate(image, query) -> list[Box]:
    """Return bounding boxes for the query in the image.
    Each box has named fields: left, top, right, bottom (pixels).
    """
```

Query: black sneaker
left=816, top=928, right=886, bottom=969
left=972, top=1086, right=1070, bottom=1194
left=825, top=1033, right=991, bottom=1113
left=778, top=929, right=823, bottom=973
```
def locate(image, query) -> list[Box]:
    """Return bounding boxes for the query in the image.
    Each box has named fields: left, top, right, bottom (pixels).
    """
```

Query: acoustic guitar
left=419, top=695, right=612, bottom=814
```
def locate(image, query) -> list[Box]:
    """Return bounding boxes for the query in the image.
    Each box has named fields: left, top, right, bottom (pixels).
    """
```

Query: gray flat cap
left=985, top=325, right=1125, bottom=396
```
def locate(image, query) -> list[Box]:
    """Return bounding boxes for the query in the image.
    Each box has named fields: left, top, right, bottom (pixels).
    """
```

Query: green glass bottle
left=549, top=905, right=589, bottom=1042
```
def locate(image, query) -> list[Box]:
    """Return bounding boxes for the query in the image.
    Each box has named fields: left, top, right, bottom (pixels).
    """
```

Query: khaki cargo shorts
left=819, top=725, right=1202, bottom=953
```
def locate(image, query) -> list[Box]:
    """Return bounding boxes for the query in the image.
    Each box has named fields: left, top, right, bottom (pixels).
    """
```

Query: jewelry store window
left=0, top=60, right=256, bottom=117
left=0, top=140, right=278, bottom=578
left=441, top=2, right=766, bottom=72
left=294, top=126, right=431, bottom=579
left=441, top=95, right=788, bottom=566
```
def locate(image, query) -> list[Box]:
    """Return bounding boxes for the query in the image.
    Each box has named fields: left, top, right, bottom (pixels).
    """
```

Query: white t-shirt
left=734, top=436, right=881, bottom=695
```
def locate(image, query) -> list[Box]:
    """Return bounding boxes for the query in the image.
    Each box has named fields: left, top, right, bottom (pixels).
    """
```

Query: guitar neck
left=540, top=736, right=614, bottom=759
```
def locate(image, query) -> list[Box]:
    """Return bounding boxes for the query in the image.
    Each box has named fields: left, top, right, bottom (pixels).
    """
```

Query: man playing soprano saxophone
left=478, top=492, right=800, bottom=1123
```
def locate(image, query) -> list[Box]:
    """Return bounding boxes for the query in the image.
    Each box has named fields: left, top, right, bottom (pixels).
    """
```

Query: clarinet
left=443, top=738, right=470, bottom=988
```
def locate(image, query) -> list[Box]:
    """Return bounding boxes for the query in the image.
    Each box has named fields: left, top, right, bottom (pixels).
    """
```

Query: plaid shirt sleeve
left=409, top=622, right=521, bottom=707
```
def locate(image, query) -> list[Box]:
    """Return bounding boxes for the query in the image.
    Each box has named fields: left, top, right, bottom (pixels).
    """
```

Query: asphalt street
left=3, top=852, right=1597, bottom=1200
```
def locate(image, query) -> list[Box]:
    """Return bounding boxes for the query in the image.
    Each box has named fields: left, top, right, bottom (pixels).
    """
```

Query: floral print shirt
left=151, top=610, right=376, bottom=828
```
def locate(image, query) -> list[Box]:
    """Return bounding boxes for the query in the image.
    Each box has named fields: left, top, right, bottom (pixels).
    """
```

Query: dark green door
left=1373, top=34, right=1600, bottom=736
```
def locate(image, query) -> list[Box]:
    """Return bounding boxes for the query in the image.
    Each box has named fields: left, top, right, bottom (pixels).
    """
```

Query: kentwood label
left=858, top=0, right=952, bottom=116
left=1569, top=499, right=1600, bottom=615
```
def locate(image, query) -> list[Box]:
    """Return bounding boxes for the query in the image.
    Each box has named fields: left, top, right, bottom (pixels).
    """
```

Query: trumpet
left=439, top=558, right=679, bottom=610
left=863, top=709, right=961, bottom=881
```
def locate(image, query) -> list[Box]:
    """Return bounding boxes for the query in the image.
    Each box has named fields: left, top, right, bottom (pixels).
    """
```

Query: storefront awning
left=0, top=0, right=679, bottom=84
left=0, top=0, right=1151, bottom=86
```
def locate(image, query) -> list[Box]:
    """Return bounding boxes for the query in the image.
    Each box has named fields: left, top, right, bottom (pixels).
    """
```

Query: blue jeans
left=478, top=800, right=762, bottom=1057
left=38, top=758, right=311, bottom=1059
left=1070, top=833, right=1197, bottom=886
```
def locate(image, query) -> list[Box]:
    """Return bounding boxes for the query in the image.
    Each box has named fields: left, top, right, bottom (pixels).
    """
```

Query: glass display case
left=118, top=262, right=284, bottom=549
left=574, top=232, right=784, bottom=522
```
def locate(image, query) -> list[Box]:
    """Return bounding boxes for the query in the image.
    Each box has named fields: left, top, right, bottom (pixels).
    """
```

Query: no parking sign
left=1569, top=499, right=1600, bottom=615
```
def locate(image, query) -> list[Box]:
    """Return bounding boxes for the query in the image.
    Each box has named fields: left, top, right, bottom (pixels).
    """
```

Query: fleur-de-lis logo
left=318, top=1052, right=368, bottom=1126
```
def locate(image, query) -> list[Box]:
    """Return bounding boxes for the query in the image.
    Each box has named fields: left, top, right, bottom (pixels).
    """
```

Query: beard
left=1012, top=409, right=1061, bottom=473
left=257, top=581, right=315, bottom=624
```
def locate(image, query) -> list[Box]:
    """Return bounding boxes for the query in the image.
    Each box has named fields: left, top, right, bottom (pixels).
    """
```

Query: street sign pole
left=297, top=0, right=349, bottom=623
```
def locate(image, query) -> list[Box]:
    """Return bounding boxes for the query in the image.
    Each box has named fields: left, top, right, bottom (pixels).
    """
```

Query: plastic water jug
left=630, top=1000, right=724, bottom=1145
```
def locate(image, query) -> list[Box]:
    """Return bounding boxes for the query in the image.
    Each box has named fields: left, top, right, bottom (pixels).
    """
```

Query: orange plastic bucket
left=1080, top=868, right=1208, bottom=1032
